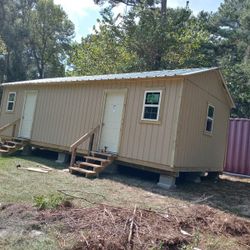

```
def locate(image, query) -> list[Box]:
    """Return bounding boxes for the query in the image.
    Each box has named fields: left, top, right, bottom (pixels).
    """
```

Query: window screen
left=205, top=104, right=215, bottom=133
left=142, top=91, right=161, bottom=121
left=6, top=92, right=16, bottom=112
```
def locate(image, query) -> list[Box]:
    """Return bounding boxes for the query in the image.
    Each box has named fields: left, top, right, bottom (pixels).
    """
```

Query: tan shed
left=0, top=68, right=234, bottom=186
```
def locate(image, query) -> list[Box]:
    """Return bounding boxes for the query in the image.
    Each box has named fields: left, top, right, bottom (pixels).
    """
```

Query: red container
left=224, top=118, right=250, bottom=176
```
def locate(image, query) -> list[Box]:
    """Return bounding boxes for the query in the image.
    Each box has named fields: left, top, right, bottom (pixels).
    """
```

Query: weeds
left=33, top=193, right=71, bottom=210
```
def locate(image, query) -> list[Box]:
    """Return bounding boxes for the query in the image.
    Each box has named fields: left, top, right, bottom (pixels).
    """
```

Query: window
left=142, top=90, right=162, bottom=121
left=205, top=104, right=215, bottom=133
left=6, top=92, right=16, bottom=112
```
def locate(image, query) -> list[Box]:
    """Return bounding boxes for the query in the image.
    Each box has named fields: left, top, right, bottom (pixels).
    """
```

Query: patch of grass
left=33, top=193, right=70, bottom=210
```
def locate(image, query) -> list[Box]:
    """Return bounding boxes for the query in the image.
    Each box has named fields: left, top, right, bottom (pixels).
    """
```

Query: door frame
left=97, top=88, right=128, bottom=154
left=18, top=90, right=38, bottom=139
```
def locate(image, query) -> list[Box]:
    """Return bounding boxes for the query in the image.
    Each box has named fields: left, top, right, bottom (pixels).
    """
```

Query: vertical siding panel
left=64, top=86, right=72, bottom=145
left=160, top=82, right=173, bottom=164
left=52, top=86, right=61, bottom=145
left=135, top=83, right=147, bottom=159
left=130, top=82, right=142, bottom=159
left=120, top=83, right=134, bottom=157
left=41, top=88, right=49, bottom=142
left=59, top=86, right=70, bottom=146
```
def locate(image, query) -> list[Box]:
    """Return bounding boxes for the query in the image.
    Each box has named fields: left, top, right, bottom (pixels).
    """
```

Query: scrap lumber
left=17, top=167, right=48, bottom=173
left=36, top=164, right=54, bottom=171
left=128, top=205, right=137, bottom=245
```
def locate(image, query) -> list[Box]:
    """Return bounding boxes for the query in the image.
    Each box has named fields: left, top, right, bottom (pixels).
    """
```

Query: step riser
left=69, top=166, right=97, bottom=178
left=91, top=152, right=114, bottom=161
left=69, top=151, right=116, bottom=178
left=79, top=165, right=104, bottom=172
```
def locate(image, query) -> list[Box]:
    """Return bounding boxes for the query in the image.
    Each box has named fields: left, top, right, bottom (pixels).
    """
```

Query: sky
left=54, top=0, right=224, bottom=42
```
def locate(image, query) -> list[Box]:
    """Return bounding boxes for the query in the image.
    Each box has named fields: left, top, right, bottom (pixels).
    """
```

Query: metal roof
left=1, top=67, right=218, bottom=86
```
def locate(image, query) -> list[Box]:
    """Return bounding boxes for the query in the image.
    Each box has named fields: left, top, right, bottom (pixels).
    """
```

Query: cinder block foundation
left=56, top=152, right=69, bottom=164
left=157, top=175, right=176, bottom=189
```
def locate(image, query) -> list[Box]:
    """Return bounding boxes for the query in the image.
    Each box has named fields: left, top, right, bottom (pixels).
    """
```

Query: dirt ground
left=0, top=202, right=250, bottom=250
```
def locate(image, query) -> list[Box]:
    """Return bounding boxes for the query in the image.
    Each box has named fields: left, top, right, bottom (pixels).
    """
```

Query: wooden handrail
left=70, top=124, right=101, bottom=151
left=69, top=123, right=102, bottom=166
left=0, top=118, right=21, bottom=134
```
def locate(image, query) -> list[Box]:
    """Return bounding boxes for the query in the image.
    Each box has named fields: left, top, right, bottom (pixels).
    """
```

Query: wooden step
left=13, top=138, right=28, bottom=143
left=85, top=156, right=109, bottom=163
left=5, top=141, right=22, bottom=147
left=0, top=149, right=9, bottom=153
left=80, top=162, right=103, bottom=169
left=69, top=166, right=97, bottom=177
left=1, top=145, right=15, bottom=150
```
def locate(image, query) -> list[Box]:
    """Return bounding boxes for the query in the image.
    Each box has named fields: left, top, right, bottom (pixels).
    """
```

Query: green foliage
left=0, top=37, right=6, bottom=83
left=29, top=0, right=74, bottom=78
left=68, top=8, right=137, bottom=75
left=213, top=0, right=250, bottom=117
left=0, top=0, right=74, bottom=81
left=69, top=6, right=213, bottom=74
left=33, top=193, right=69, bottom=210
left=0, top=37, right=6, bottom=55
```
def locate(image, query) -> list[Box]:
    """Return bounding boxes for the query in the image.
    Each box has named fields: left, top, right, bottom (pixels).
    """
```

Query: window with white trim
left=205, top=104, right=215, bottom=133
left=141, top=90, right=162, bottom=121
left=6, top=92, right=16, bottom=112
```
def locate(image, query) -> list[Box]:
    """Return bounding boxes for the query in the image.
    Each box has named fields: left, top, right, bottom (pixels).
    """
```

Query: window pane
left=145, top=92, right=160, bottom=105
left=144, top=106, right=158, bottom=120
left=7, top=102, right=14, bottom=111
left=206, top=119, right=213, bottom=132
left=9, top=93, right=15, bottom=102
left=208, top=105, right=214, bottom=118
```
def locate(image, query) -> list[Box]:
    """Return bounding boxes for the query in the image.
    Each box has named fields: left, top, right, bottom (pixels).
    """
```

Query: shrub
left=33, top=193, right=71, bottom=210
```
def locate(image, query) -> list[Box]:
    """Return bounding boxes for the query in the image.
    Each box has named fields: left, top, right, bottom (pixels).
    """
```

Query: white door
left=99, top=90, right=126, bottom=153
left=19, top=91, right=37, bottom=138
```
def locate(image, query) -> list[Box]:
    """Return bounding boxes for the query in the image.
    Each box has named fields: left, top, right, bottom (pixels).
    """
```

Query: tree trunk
left=244, top=45, right=250, bottom=65
left=161, top=0, right=167, bottom=22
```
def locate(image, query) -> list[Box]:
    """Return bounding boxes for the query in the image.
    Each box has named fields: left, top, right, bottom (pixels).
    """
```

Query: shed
left=0, top=67, right=234, bottom=186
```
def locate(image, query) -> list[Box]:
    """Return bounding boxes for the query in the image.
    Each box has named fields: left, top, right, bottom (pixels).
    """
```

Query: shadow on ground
left=12, top=149, right=250, bottom=219
left=14, top=148, right=68, bottom=170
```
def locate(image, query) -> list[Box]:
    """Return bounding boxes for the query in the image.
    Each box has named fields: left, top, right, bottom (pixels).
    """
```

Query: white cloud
left=54, top=0, right=101, bottom=41
left=54, top=0, right=99, bottom=17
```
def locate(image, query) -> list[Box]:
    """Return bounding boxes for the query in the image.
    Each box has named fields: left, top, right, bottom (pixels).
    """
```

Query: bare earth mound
left=1, top=203, right=249, bottom=249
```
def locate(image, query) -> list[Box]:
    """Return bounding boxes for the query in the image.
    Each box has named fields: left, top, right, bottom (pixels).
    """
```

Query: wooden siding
left=0, top=78, right=183, bottom=168
left=174, top=71, right=230, bottom=171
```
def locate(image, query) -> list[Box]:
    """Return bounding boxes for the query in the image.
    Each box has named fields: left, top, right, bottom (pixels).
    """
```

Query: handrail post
left=70, top=148, right=77, bottom=167
left=88, top=133, right=94, bottom=155
left=12, top=124, right=16, bottom=138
